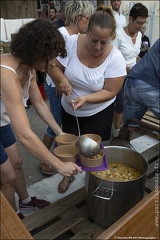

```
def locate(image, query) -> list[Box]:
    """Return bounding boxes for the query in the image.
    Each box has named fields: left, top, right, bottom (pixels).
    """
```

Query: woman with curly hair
left=0, top=19, right=82, bottom=219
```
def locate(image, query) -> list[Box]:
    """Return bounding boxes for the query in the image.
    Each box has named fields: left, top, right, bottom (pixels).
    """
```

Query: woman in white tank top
left=0, top=19, right=82, bottom=219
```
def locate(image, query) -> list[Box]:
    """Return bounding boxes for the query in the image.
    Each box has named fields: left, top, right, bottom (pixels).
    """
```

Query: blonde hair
left=65, top=0, right=95, bottom=26
left=88, top=5, right=116, bottom=40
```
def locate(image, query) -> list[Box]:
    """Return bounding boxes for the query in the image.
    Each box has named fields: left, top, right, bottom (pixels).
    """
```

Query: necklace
left=126, top=26, right=137, bottom=40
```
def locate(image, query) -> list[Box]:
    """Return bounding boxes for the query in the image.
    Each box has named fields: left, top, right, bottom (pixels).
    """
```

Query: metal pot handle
left=92, top=180, right=115, bottom=200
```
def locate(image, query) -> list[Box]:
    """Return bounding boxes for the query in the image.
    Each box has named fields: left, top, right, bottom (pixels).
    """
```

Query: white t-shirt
left=46, top=26, right=70, bottom=87
left=112, top=28, right=142, bottom=68
left=57, top=35, right=126, bottom=117
left=113, top=10, right=126, bottom=30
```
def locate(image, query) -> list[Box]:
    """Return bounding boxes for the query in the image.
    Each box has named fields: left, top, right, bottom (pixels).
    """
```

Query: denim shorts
left=45, top=83, right=61, bottom=138
left=124, top=77, right=160, bottom=126
left=0, top=124, right=16, bottom=164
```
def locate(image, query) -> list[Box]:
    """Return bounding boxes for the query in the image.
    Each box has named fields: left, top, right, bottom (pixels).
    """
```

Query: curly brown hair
left=87, top=5, right=116, bottom=40
left=10, top=19, right=67, bottom=68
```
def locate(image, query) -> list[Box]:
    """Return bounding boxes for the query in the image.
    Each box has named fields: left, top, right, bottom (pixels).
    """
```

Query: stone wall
left=1, top=0, right=37, bottom=19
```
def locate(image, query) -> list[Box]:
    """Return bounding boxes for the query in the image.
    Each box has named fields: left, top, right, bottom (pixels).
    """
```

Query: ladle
left=72, top=101, right=100, bottom=157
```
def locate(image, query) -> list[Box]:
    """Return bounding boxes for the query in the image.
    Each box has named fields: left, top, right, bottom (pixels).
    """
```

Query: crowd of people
left=0, top=0, right=159, bottom=220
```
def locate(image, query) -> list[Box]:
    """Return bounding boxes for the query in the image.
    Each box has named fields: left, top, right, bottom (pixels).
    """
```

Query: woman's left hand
left=70, top=96, right=87, bottom=110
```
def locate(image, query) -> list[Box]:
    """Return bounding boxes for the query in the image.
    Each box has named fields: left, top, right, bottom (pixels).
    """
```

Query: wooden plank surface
left=33, top=206, right=87, bottom=239
left=22, top=187, right=86, bottom=231
left=70, top=222, right=105, bottom=240
left=141, top=143, right=159, bottom=163
left=1, top=191, right=33, bottom=240
left=141, top=111, right=160, bottom=139
left=142, top=111, right=160, bottom=127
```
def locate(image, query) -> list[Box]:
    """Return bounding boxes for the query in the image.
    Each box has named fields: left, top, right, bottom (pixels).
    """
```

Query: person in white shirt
left=41, top=0, right=95, bottom=191
left=112, top=3, right=148, bottom=137
left=110, top=0, right=126, bottom=137
left=48, top=8, right=126, bottom=193
left=110, top=0, right=126, bottom=30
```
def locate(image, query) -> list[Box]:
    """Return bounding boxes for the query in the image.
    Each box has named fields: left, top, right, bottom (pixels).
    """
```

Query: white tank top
left=0, top=64, right=33, bottom=126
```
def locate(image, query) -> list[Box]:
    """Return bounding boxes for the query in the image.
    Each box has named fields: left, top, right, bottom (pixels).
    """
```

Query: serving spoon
left=71, top=100, right=100, bottom=157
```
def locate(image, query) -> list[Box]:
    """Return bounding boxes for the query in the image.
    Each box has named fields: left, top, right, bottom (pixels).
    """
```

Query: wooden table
left=1, top=191, right=33, bottom=239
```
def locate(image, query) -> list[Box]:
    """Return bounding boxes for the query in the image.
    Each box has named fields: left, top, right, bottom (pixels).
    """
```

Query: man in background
left=110, top=0, right=126, bottom=30
left=53, top=1, right=67, bottom=28
left=48, top=7, right=57, bottom=23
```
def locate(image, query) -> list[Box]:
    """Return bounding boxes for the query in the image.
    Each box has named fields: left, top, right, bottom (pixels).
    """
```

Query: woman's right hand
left=57, top=82, right=72, bottom=97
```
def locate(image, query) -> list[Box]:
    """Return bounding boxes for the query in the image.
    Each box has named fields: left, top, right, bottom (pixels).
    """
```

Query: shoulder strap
left=0, top=64, right=18, bottom=77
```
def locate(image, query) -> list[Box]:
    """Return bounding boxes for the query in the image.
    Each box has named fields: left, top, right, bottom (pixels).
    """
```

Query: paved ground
left=16, top=97, right=159, bottom=217
left=17, top=101, right=50, bottom=188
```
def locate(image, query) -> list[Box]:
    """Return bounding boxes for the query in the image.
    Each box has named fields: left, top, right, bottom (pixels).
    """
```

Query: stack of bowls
left=54, top=133, right=79, bottom=163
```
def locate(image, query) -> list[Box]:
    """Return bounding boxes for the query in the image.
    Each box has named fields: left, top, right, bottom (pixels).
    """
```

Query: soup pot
left=85, top=146, right=148, bottom=227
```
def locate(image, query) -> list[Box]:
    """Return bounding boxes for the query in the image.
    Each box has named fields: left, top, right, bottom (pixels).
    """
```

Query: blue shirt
left=53, top=19, right=65, bottom=29
left=128, top=38, right=160, bottom=89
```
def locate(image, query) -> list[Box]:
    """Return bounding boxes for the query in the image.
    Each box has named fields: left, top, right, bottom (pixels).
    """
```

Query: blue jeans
left=45, top=83, right=61, bottom=138
left=0, top=124, right=16, bottom=164
left=124, top=77, right=160, bottom=126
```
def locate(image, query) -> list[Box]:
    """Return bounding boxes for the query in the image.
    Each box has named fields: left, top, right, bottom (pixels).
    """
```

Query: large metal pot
left=85, top=146, right=148, bottom=227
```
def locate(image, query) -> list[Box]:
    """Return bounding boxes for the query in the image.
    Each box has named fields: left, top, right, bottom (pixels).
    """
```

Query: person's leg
left=1, top=124, right=50, bottom=215
left=0, top=156, right=17, bottom=211
left=58, top=107, right=78, bottom=193
left=43, top=134, right=54, bottom=149
left=113, top=112, right=123, bottom=129
left=0, top=126, right=26, bottom=218
left=123, top=77, right=149, bottom=139
left=41, top=84, right=61, bottom=174
left=9, top=142, right=51, bottom=211
left=5, top=143, right=29, bottom=200
left=113, top=86, right=124, bottom=137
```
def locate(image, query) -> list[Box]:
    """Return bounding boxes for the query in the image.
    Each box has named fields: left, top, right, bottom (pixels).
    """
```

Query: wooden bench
left=138, top=111, right=160, bottom=140
left=21, top=143, right=159, bottom=239
left=1, top=191, right=33, bottom=240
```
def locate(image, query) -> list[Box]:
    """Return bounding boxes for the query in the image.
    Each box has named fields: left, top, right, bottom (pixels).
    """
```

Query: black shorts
left=61, top=103, right=114, bottom=141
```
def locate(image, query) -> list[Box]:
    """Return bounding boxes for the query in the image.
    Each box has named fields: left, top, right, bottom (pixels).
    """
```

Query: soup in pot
left=91, top=162, right=141, bottom=181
